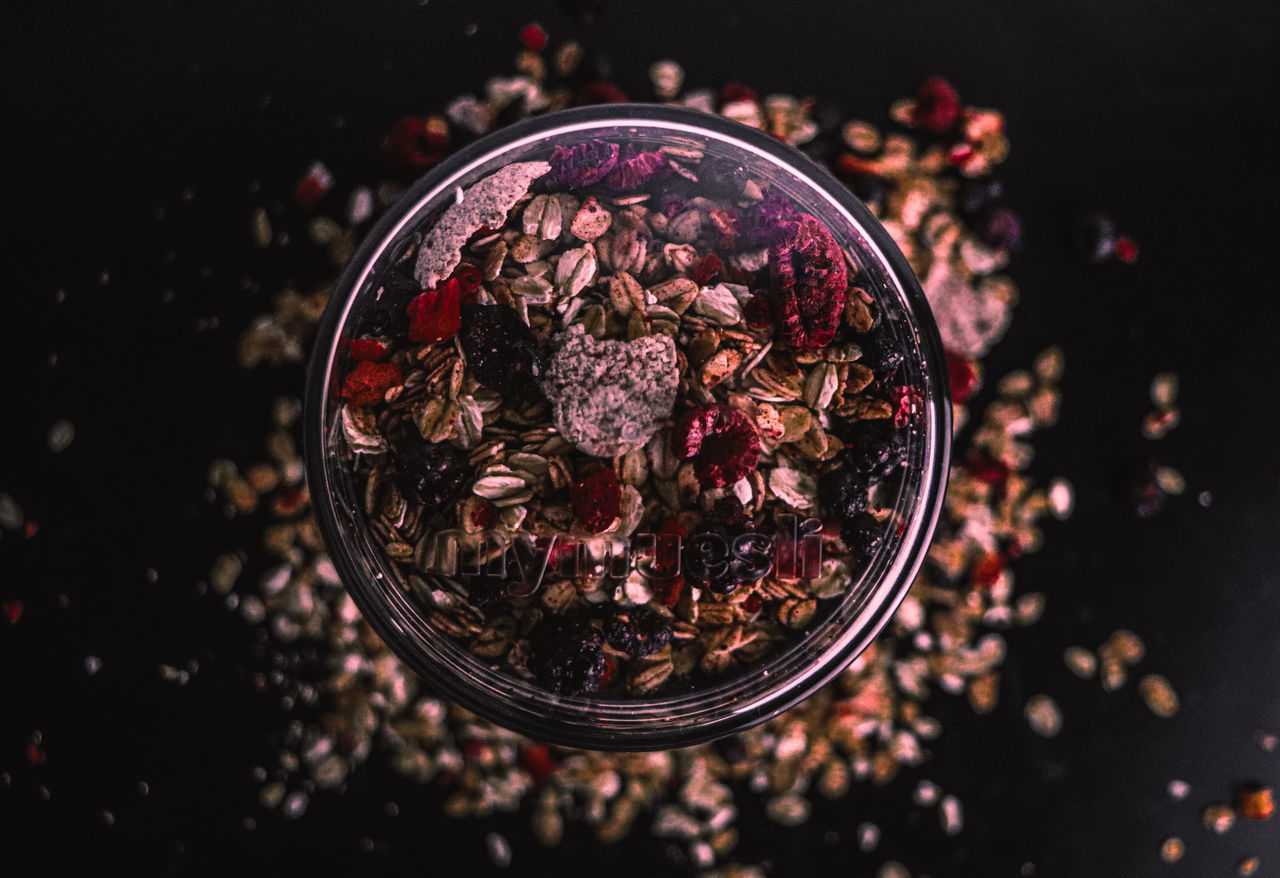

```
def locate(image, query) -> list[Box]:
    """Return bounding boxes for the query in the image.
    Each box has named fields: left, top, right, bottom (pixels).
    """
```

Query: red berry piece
left=450, top=262, right=484, bottom=303
left=972, top=551, right=1006, bottom=589
left=570, top=469, right=622, bottom=533
left=3, top=600, right=23, bottom=625
left=348, top=338, right=388, bottom=361
left=471, top=501, right=500, bottom=529
left=604, top=144, right=670, bottom=191
left=1114, top=236, right=1140, bottom=264
left=518, top=23, right=548, bottom=52
left=406, top=278, right=462, bottom=344
left=341, top=360, right=403, bottom=407
left=518, top=744, right=556, bottom=784
left=575, top=81, right=628, bottom=105
left=381, top=116, right=450, bottom=177
left=293, top=161, right=333, bottom=210
left=672, top=403, right=761, bottom=488
left=549, top=139, right=620, bottom=187
left=690, top=253, right=722, bottom=286
left=768, top=213, right=848, bottom=351
left=913, top=77, right=961, bottom=133
left=945, top=349, right=980, bottom=404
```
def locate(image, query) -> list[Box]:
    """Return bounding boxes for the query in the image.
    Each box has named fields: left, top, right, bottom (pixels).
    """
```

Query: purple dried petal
left=548, top=139, right=620, bottom=187
left=604, top=145, right=670, bottom=191
left=735, top=191, right=802, bottom=248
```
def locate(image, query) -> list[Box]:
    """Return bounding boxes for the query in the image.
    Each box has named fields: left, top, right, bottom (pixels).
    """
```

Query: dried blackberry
left=358, top=270, right=419, bottom=336
left=840, top=421, right=907, bottom=483
left=841, top=512, right=885, bottom=562
left=528, top=616, right=608, bottom=696
left=857, top=330, right=904, bottom=377
left=389, top=428, right=471, bottom=508
left=604, top=607, right=673, bottom=659
left=460, top=303, right=545, bottom=396
left=818, top=466, right=870, bottom=521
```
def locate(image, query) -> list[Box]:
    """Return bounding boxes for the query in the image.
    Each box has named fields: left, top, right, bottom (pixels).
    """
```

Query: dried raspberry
left=381, top=116, right=450, bottom=177
left=736, top=191, right=801, bottom=248
left=340, top=360, right=402, bottom=407
left=768, top=213, right=848, bottom=351
left=913, top=77, right=961, bottom=133
left=407, top=278, right=462, bottom=344
left=604, top=145, right=669, bottom=191
left=518, top=22, right=548, bottom=52
left=690, top=254, right=722, bottom=286
left=945, top=349, right=980, bottom=404
left=570, top=469, right=622, bottom=533
left=348, top=338, right=388, bottom=361
left=672, top=403, right=761, bottom=488
left=549, top=139, right=620, bottom=187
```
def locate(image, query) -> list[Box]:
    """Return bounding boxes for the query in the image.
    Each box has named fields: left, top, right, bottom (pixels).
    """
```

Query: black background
left=3, top=1, right=1279, bottom=875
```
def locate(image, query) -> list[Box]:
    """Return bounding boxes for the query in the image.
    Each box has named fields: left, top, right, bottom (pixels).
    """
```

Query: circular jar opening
left=305, top=104, right=951, bottom=750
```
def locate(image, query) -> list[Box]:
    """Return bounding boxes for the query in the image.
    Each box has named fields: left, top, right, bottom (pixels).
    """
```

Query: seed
left=1024, top=694, right=1062, bottom=737
left=1138, top=674, right=1179, bottom=718
left=1202, top=802, right=1236, bottom=834
left=1062, top=646, right=1096, bottom=678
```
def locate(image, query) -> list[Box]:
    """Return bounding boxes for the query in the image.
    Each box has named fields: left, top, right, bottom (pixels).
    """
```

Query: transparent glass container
left=305, top=104, right=951, bottom=750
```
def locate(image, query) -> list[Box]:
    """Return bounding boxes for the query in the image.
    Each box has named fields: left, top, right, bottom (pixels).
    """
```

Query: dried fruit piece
left=380, top=115, right=450, bottom=176
left=340, top=360, right=402, bottom=406
left=548, top=139, right=619, bottom=187
left=911, top=77, right=961, bottom=133
left=528, top=616, right=608, bottom=696
left=407, top=279, right=463, bottom=343
left=570, top=468, right=622, bottom=533
left=1236, top=784, right=1275, bottom=820
left=604, top=144, right=669, bottom=191
left=460, top=303, right=544, bottom=395
left=841, top=512, right=884, bottom=562
left=768, top=213, right=848, bottom=351
left=605, top=607, right=673, bottom=658
left=672, top=403, right=761, bottom=489
left=390, top=430, right=472, bottom=508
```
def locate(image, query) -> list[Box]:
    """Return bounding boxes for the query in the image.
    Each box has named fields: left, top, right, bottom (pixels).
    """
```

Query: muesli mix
left=335, top=129, right=923, bottom=696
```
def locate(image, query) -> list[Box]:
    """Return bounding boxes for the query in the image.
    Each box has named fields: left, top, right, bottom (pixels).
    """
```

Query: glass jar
left=304, top=104, right=951, bottom=750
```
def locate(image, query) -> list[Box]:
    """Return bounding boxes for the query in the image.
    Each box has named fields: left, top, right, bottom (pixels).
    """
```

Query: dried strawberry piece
left=548, top=139, right=620, bottom=187
left=348, top=338, right=388, bottom=361
left=768, top=213, right=848, bottom=351
left=3, top=600, right=23, bottom=625
left=945, top=349, right=980, bottom=403
left=1114, top=236, right=1140, bottom=264
left=570, top=469, right=622, bottom=533
left=406, top=278, right=462, bottom=343
left=690, top=254, right=722, bottom=286
left=672, top=403, right=761, bottom=488
left=518, top=23, right=548, bottom=52
left=913, top=77, right=961, bottom=133
left=605, top=145, right=669, bottom=191
left=743, top=294, right=773, bottom=330
left=341, top=360, right=402, bottom=407
left=381, top=116, right=450, bottom=177
left=1236, top=785, right=1275, bottom=820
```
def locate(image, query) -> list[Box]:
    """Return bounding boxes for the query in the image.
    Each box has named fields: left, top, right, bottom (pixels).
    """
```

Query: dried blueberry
left=389, top=428, right=471, bottom=508
left=460, top=303, right=545, bottom=396
left=684, top=521, right=771, bottom=595
left=818, top=466, right=870, bottom=520
left=841, top=512, right=885, bottom=562
left=528, top=616, right=608, bottom=696
left=604, top=608, right=673, bottom=659
left=840, top=421, right=907, bottom=482
left=857, top=331, right=904, bottom=378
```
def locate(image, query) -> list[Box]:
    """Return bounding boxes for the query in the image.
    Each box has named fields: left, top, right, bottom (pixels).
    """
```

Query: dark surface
left=3, top=2, right=1279, bottom=876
